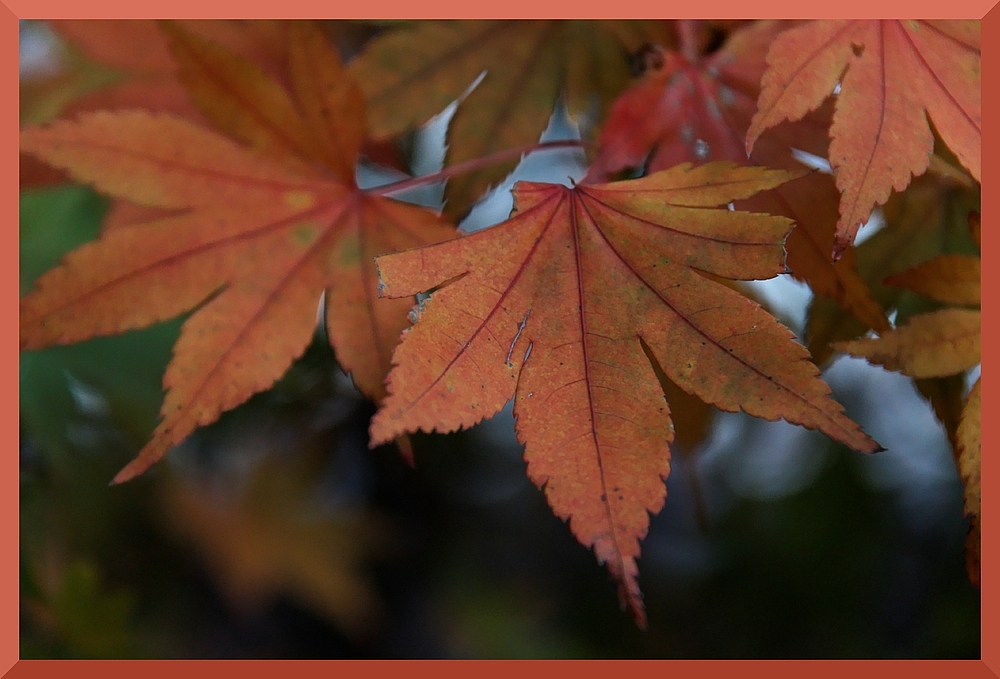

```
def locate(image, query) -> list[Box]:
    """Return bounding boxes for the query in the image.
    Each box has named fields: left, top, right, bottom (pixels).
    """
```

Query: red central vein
left=898, top=21, right=980, bottom=134
left=755, top=21, right=857, bottom=128
left=394, top=191, right=564, bottom=415
left=148, top=200, right=350, bottom=448
left=182, top=37, right=313, bottom=161
left=839, top=22, right=886, bottom=228
left=22, top=199, right=344, bottom=326
left=575, top=195, right=863, bottom=443
left=46, top=137, right=334, bottom=195
left=569, top=192, right=629, bottom=584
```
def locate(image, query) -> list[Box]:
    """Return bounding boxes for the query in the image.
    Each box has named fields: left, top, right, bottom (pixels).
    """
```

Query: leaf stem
left=365, top=140, right=588, bottom=197
left=678, top=19, right=702, bottom=63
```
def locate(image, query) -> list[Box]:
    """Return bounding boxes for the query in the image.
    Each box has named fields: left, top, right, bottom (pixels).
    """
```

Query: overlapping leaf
left=369, top=162, right=879, bottom=626
left=349, top=20, right=671, bottom=219
left=805, top=174, right=979, bottom=364
left=747, top=20, right=981, bottom=258
left=835, top=250, right=981, bottom=378
left=21, top=20, right=405, bottom=189
left=836, top=212, right=980, bottom=585
left=19, top=22, right=456, bottom=484
left=39, top=20, right=288, bottom=126
left=586, top=20, right=890, bottom=342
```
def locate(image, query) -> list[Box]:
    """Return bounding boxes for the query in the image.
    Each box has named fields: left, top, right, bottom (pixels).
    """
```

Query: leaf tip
left=395, top=435, right=416, bottom=467
left=744, top=128, right=760, bottom=158
left=110, top=466, right=138, bottom=486
left=831, top=237, right=849, bottom=262
left=618, top=582, right=647, bottom=630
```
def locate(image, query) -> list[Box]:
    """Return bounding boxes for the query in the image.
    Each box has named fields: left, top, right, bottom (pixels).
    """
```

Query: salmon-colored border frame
left=8, top=0, right=995, bottom=673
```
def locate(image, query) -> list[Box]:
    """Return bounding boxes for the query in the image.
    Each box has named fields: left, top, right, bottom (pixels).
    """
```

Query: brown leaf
left=885, top=255, right=980, bottom=307
left=349, top=20, right=667, bottom=218
left=835, top=309, right=980, bottom=378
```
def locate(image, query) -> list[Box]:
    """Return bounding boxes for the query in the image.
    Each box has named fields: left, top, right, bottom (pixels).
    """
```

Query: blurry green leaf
left=21, top=558, right=137, bottom=659
left=20, top=185, right=181, bottom=459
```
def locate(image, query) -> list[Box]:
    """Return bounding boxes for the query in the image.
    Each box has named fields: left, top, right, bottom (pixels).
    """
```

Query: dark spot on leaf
left=851, top=42, right=865, bottom=57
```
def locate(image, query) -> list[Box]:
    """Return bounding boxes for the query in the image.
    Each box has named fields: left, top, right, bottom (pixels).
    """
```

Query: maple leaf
left=746, top=20, right=981, bottom=258
left=368, top=162, right=879, bottom=626
left=835, top=249, right=981, bottom=379
left=349, top=20, right=671, bottom=219
left=835, top=216, right=980, bottom=586
left=22, top=21, right=406, bottom=190
left=19, top=21, right=456, bottom=484
left=586, top=20, right=890, bottom=342
left=43, top=20, right=289, bottom=125
left=804, top=173, right=979, bottom=364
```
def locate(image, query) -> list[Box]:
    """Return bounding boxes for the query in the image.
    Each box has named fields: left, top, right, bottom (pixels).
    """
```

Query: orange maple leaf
left=22, top=21, right=405, bottom=190
left=369, top=162, right=880, bottom=626
left=40, top=20, right=288, bottom=128
left=746, top=20, right=981, bottom=258
left=19, top=22, right=456, bottom=484
left=586, top=20, right=891, bottom=341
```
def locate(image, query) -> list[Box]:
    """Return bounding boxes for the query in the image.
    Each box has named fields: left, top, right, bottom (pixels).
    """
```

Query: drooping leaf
left=806, top=174, right=979, bottom=364
left=832, top=204, right=981, bottom=588
left=20, top=22, right=456, bottom=484
left=349, top=20, right=670, bottom=219
left=884, top=255, right=980, bottom=307
left=835, top=309, right=980, bottom=378
left=586, top=21, right=889, bottom=339
left=957, top=377, right=980, bottom=586
left=834, top=202, right=981, bottom=380
left=369, top=162, right=879, bottom=626
left=747, top=20, right=981, bottom=258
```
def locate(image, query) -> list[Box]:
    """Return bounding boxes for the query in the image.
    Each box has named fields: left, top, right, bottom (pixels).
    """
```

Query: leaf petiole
left=365, top=140, right=588, bottom=198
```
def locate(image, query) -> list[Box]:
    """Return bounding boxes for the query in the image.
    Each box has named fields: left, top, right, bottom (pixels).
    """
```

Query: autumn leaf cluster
left=19, top=19, right=981, bottom=626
